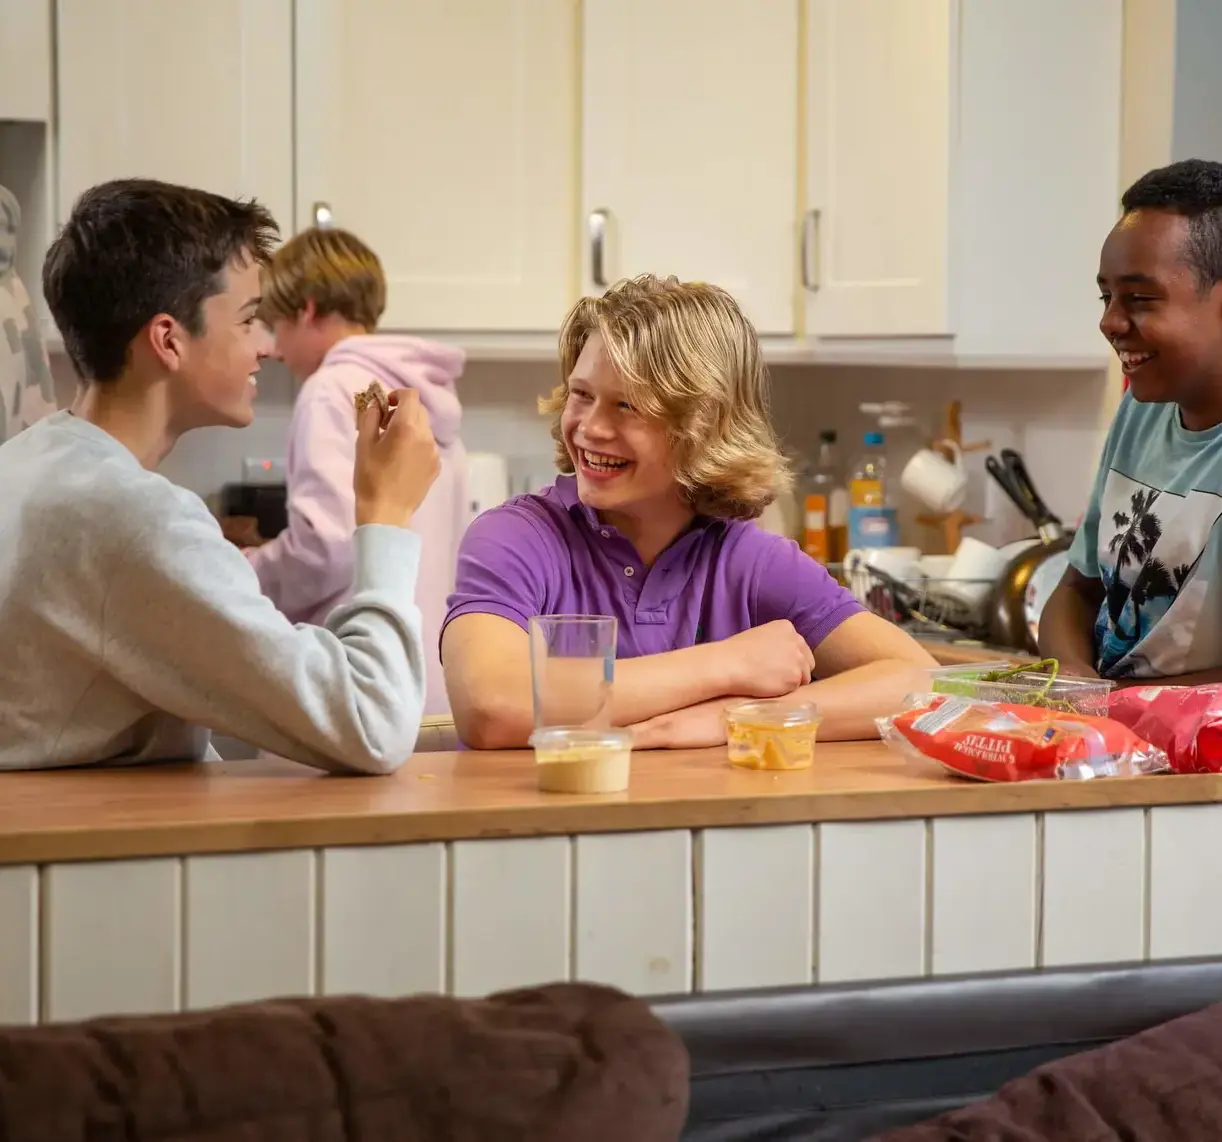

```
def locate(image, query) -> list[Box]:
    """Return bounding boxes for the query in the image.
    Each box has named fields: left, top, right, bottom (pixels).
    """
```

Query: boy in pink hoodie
left=241, top=227, right=468, bottom=716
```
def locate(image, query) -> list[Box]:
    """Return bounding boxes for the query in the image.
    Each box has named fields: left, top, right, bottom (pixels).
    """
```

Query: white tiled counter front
left=1, top=748, right=1220, bottom=1024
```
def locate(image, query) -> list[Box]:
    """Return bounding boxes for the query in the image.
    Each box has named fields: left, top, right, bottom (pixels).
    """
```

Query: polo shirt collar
left=554, top=474, right=719, bottom=539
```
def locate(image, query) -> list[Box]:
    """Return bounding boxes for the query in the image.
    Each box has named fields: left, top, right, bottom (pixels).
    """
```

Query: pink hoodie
left=246, top=334, right=468, bottom=717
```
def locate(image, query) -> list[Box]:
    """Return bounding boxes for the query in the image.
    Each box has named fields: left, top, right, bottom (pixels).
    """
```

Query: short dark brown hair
left=43, top=178, right=279, bottom=381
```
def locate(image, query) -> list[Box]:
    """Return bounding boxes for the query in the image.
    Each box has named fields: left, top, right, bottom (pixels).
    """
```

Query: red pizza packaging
left=1108, top=685, right=1222, bottom=774
left=878, top=694, right=1169, bottom=782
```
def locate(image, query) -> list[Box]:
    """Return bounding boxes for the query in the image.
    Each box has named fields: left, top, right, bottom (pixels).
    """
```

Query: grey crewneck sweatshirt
left=0, top=411, right=428, bottom=773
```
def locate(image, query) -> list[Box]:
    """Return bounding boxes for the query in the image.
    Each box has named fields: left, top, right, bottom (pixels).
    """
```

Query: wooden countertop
left=1, top=741, right=1220, bottom=866
left=916, top=638, right=1038, bottom=667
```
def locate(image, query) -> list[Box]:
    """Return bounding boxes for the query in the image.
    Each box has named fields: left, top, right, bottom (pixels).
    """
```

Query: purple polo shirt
left=442, top=476, right=864, bottom=656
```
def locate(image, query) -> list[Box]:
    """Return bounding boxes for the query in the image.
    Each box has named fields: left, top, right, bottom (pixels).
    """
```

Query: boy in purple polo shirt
left=442, top=274, right=936, bottom=749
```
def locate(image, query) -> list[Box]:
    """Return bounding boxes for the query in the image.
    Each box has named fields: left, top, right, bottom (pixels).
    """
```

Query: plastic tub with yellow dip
left=724, top=700, right=821, bottom=770
left=530, top=727, right=633, bottom=793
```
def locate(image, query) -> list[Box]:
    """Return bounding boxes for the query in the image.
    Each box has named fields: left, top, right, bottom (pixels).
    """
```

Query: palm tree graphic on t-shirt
left=1099, top=487, right=1191, bottom=661
left=1091, top=459, right=1222, bottom=679
left=1106, top=488, right=1162, bottom=624
left=1127, top=558, right=1192, bottom=638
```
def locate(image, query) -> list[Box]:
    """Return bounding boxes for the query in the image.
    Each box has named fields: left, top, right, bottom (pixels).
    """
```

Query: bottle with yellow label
left=847, top=431, right=899, bottom=548
left=803, top=430, right=847, bottom=563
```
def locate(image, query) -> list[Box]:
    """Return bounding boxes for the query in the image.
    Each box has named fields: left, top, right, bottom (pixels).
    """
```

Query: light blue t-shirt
left=1070, top=391, right=1222, bottom=679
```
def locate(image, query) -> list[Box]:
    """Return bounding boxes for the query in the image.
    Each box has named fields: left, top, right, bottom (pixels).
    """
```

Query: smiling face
left=170, top=253, right=270, bottom=430
left=560, top=332, right=686, bottom=523
left=1098, top=209, right=1222, bottom=420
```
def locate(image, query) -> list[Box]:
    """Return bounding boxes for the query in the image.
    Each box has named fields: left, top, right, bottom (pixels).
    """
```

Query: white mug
left=941, top=536, right=1010, bottom=605
left=901, top=441, right=967, bottom=513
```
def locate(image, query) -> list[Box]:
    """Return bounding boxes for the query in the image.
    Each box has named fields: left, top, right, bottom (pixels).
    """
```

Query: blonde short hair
left=540, top=274, right=791, bottom=520
left=259, top=227, right=386, bottom=330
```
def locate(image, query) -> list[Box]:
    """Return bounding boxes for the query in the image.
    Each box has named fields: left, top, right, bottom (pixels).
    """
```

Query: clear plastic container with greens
left=929, top=658, right=1114, bottom=718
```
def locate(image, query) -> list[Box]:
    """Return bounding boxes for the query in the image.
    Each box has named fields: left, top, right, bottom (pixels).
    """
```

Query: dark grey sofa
left=653, top=958, right=1222, bottom=1140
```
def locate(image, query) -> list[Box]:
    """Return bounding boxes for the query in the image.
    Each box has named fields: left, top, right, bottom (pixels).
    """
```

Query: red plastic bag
left=879, top=693, right=1168, bottom=782
left=1108, top=685, right=1222, bottom=774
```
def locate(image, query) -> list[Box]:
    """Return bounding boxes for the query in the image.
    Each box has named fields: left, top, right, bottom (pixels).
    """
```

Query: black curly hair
left=1121, top=159, right=1222, bottom=291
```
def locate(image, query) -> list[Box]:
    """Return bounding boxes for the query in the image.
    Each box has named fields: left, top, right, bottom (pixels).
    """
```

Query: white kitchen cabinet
left=804, top=0, right=1122, bottom=358
left=803, top=0, right=951, bottom=339
left=55, top=0, right=294, bottom=234
left=582, top=0, right=799, bottom=335
left=295, top=0, right=579, bottom=332
left=0, top=0, right=52, bottom=122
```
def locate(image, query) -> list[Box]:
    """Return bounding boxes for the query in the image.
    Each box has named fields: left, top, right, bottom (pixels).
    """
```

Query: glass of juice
left=528, top=614, right=617, bottom=730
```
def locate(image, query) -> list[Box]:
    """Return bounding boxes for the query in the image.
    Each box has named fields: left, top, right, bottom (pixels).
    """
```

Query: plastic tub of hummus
left=724, top=700, right=821, bottom=771
left=530, top=727, right=633, bottom=793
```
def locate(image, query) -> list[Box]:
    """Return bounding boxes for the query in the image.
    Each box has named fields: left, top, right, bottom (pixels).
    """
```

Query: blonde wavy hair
left=540, top=274, right=792, bottom=520
left=259, top=227, right=387, bottom=330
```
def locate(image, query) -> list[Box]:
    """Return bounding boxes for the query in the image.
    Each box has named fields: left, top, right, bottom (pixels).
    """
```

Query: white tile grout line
left=35, top=865, right=47, bottom=1025
left=172, top=857, right=185, bottom=1013
left=438, top=843, right=451, bottom=996
left=444, top=843, right=456, bottom=995
left=811, top=823, right=821, bottom=983
left=311, top=850, right=323, bottom=996
left=178, top=857, right=190, bottom=1013
left=1142, top=808, right=1153, bottom=962
left=1034, top=814, right=1045, bottom=970
left=923, top=818, right=934, bottom=977
left=567, top=836, right=577, bottom=984
left=691, top=830, right=703, bottom=993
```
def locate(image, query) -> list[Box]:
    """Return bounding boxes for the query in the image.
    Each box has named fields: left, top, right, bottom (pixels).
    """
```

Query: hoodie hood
left=324, top=334, right=466, bottom=446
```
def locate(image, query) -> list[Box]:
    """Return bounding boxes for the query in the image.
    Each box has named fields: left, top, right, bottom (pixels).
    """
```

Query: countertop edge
left=3, top=772, right=1221, bottom=866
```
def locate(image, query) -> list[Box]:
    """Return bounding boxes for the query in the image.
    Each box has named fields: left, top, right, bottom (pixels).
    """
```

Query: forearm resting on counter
left=1037, top=568, right=1105, bottom=676
left=443, top=613, right=737, bottom=749
left=631, top=657, right=937, bottom=750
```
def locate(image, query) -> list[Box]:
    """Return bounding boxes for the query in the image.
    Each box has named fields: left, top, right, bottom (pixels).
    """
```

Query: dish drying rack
left=832, top=561, right=994, bottom=642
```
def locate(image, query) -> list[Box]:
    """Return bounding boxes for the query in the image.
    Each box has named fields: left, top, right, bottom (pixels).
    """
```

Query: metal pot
left=985, top=449, right=1073, bottom=653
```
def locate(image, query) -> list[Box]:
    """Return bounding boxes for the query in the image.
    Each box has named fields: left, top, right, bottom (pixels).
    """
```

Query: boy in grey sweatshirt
left=0, top=179, right=440, bottom=773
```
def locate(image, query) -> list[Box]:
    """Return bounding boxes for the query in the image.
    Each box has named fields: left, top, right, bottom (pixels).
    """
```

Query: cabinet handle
left=589, top=208, right=610, bottom=288
left=312, top=201, right=335, bottom=229
left=801, top=208, right=821, bottom=292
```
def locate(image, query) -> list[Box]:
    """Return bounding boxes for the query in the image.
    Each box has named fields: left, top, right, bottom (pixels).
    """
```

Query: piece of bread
left=353, top=380, right=390, bottom=425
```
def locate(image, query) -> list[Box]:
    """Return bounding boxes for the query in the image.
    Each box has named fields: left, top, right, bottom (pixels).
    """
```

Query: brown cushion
left=871, top=998, right=1222, bottom=1141
left=0, top=982, right=689, bottom=1142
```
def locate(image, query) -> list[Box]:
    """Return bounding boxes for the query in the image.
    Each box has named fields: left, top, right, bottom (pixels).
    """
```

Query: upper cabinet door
left=804, top=0, right=953, bottom=337
left=0, top=0, right=51, bottom=121
left=582, top=0, right=799, bottom=335
left=296, top=0, right=579, bottom=333
left=56, top=0, right=294, bottom=234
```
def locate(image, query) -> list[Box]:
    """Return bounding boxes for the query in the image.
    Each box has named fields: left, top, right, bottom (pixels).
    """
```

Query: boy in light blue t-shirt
left=1040, top=159, right=1222, bottom=683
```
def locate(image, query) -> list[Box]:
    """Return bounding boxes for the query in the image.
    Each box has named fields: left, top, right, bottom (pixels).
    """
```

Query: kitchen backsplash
left=48, top=352, right=1112, bottom=552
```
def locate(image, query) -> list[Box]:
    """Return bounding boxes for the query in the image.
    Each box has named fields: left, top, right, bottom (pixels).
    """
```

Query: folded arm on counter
left=444, top=611, right=936, bottom=751
left=629, top=612, right=938, bottom=750
left=442, top=613, right=748, bottom=750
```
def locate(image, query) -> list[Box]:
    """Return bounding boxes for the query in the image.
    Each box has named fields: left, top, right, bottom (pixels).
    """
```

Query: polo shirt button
left=624, top=566, right=635, bottom=577
left=600, top=529, right=610, bottom=538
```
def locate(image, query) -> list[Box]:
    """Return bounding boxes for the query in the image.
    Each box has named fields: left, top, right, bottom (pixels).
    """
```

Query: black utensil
left=999, top=448, right=1061, bottom=530
left=985, top=455, right=1040, bottom=524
